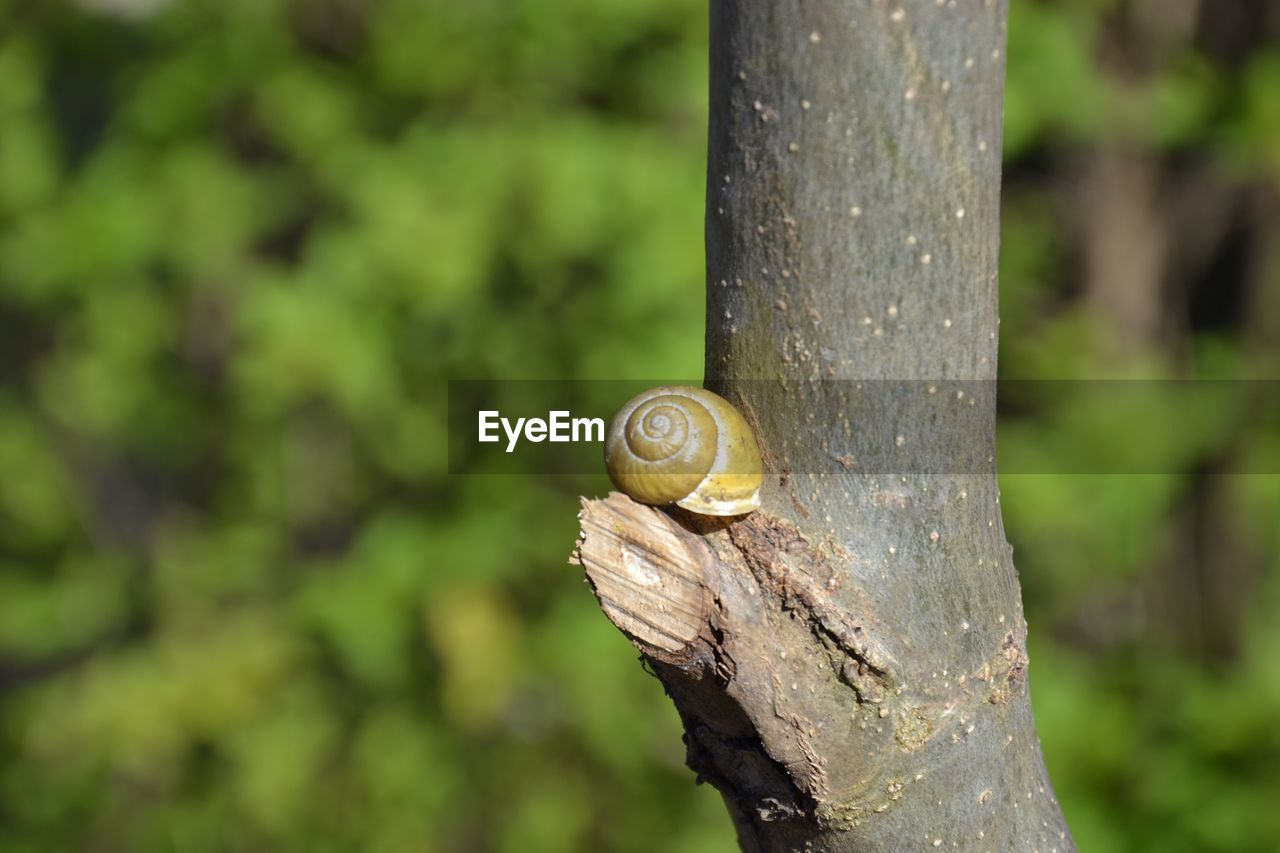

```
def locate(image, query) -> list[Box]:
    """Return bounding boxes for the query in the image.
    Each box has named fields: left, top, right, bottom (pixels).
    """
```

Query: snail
left=604, top=386, right=763, bottom=516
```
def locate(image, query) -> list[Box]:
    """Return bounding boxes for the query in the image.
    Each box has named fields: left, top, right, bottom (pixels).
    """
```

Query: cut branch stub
left=574, top=493, right=713, bottom=656
left=573, top=491, right=906, bottom=830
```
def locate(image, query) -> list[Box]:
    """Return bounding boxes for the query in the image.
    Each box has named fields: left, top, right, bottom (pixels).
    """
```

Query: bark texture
left=573, top=1, right=1075, bottom=850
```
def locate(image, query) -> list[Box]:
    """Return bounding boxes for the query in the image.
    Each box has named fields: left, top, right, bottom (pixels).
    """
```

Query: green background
left=2, top=1, right=1279, bottom=850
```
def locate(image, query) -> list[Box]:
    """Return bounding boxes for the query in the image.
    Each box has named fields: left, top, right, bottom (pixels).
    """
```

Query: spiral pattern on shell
left=604, top=386, right=762, bottom=516
left=625, top=399, right=695, bottom=462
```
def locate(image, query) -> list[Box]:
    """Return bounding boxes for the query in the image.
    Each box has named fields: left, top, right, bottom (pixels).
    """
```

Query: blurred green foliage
left=0, top=1, right=1278, bottom=851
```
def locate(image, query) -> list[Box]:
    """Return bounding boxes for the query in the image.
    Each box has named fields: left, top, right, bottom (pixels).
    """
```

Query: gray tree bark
left=573, top=2, right=1075, bottom=850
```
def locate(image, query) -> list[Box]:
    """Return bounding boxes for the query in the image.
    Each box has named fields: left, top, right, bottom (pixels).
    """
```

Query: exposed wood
left=573, top=494, right=712, bottom=656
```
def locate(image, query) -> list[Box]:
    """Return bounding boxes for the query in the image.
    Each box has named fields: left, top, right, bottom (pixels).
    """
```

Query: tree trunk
left=573, top=2, right=1075, bottom=850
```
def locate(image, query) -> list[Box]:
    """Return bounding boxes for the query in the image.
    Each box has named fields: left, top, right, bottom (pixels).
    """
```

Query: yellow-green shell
left=604, top=387, right=763, bottom=516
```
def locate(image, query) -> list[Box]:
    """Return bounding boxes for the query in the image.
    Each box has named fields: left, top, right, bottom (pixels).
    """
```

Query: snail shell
left=604, top=386, right=763, bottom=516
